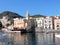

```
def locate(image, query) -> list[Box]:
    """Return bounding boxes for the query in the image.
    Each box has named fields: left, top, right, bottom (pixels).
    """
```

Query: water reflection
left=0, top=32, right=60, bottom=45
left=25, top=33, right=37, bottom=45
left=12, top=33, right=37, bottom=45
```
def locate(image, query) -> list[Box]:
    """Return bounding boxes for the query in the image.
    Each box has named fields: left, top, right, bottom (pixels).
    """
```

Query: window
left=45, top=20, right=47, bottom=23
left=49, top=24, right=51, bottom=29
left=49, top=21, right=51, bottom=23
left=57, top=28, right=60, bottom=30
left=39, top=21, right=41, bottom=24
left=57, top=23, right=59, bottom=24
left=38, top=18, right=39, bottom=20
left=57, top=25, right=59, bottom=27
left=45, top=24, right=47, bottom=28
left=45, top=27, right=47, bottom=29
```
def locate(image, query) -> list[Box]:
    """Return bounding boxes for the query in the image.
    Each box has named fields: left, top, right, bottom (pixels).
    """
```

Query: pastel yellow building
left=13, top=11, right=35, bottom=30
left=13, top=18, right=26, bottom=30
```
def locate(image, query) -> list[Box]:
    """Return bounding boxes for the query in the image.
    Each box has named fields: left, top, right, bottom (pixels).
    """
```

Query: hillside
left=0, top=11, right=23, bottom=19
left=30, top=14, right=46, bottom=18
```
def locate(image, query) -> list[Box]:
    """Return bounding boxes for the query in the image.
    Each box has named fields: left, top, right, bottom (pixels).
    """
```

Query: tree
left=6, top=23, right=11, bottom=27
left=0, top=22, right=2, bottom=29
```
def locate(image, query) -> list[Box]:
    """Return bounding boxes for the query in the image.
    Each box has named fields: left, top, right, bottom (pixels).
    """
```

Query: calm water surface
left=0, top=32, right=60, bottom=45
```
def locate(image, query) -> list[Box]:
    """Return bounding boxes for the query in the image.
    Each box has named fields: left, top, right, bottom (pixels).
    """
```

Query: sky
left=0, top=0, right=60, bottom=16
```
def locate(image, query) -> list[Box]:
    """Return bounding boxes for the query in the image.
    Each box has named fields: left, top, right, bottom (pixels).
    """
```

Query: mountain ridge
left=0, top=11, right=46, bottom=19
left=0, top=11, right=23, bottom=19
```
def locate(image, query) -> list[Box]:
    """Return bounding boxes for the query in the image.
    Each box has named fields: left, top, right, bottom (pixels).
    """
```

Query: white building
left=44, top=16, right=53, bottom=29
left=36, top=17, right=44, bottom=28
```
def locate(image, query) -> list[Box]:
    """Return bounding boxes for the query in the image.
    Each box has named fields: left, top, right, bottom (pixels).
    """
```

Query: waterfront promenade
left=1, top=27, right=60, bottom=33
left=1, top=28, right=21, bottom=33
left=35, top=28, right=60, bottom=33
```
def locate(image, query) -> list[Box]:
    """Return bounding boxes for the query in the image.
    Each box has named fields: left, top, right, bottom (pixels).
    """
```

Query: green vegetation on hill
left=0, top=11, right=46, bottom=19
left=0, top=11, right=23, bottom=19
left=30, top=14, right=46, bottom=18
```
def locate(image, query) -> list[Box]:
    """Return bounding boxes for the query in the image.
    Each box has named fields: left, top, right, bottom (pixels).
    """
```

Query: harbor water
left=0, top=32, right=60, bottom=45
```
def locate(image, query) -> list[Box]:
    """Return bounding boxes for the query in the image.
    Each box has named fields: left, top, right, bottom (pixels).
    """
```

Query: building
left=13, top=11, right=35, bottom=31
left=35, top=17, right=44, bottom=28
left=13, top=18, right=26, bottom=30
left=44, top=16, right=53, bottom=29
left=54, top=16, right=60, bottom=30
